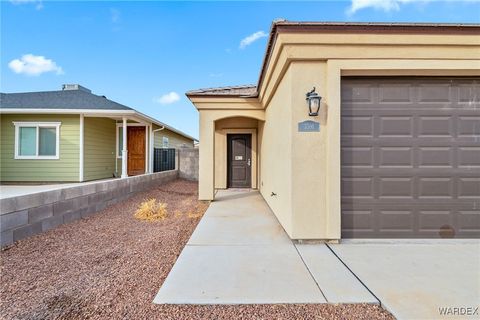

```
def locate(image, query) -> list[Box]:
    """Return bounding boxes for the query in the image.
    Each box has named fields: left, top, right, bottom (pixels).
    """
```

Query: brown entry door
left=227, top=134, right=252, bottom=188
left=127, top=126, right=146, bottom=176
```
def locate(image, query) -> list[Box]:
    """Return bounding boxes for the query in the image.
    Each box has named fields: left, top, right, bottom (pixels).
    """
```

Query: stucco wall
left=0, top=114, right=80, bottom=182
left=289, top=62, right=328, bottom=239
left=192, top=30, right=480, bottom=239
left=259, top=68, right=293, bottom=236
left=197, top=109, right=265, bottom=200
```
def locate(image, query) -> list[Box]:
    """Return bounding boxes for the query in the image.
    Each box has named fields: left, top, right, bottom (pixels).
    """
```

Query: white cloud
left=347, top=0, right=480, bottom=14
left=239, top=31, right=268, bottom=49
left=348, top=0, right=403, bottom=14
left=155, top=92, right=180, bottom=104
left=209, top=73, right=223, bottom=78
left=8, top=54, right=64, bottom=76
left=9, top=0, right=43, bottom=10
left=110, top=8, right=120, bottom=23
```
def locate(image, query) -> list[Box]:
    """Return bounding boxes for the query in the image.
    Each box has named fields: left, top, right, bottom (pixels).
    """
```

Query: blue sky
left=2, top=0, right=479, bottom=138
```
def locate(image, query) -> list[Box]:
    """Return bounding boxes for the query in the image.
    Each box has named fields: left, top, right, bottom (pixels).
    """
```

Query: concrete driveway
left=154, top=189, right=479, bottom=319
left=329, top=240, right=480, bottom=320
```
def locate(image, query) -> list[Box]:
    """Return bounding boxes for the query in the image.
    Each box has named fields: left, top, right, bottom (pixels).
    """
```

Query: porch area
left=198, top=113, right=265, bottom=200
left=84, top=115, right=163, bottom=181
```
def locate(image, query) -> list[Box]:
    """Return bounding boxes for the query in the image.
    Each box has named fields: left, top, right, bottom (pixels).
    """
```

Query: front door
left=127, top=126, right=145, bottom=176
left=227, top=134, right=251, bottom=188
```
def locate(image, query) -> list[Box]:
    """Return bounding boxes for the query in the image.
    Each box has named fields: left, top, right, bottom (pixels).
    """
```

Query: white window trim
left=13, top=121, right=61, bottom=160
left=115, top=123, right=146, bottom=159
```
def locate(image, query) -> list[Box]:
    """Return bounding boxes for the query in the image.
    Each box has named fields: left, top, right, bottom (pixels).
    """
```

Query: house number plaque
left=235, top=156, right=243, bottom=160
left=298, top=120, right=320, bottom=132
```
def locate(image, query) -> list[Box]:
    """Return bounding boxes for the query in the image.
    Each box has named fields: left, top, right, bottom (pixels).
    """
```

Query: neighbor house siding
left=153, top=126, right=194, bottom=149
left=83, top=117, right=116, bottom=181
left=0, top=114, right=80, bottom=182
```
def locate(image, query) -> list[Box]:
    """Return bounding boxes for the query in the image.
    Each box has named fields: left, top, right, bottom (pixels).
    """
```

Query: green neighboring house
left=0, top=84, right=197, bottom=183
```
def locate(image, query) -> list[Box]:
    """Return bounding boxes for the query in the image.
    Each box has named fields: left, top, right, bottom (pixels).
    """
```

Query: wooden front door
left=127, top=126, right=145, bottom=176
left=227, top=134, right=252, bottom=188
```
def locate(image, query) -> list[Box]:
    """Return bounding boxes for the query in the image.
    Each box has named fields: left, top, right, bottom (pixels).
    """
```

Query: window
left=117, top=126, right=123, bottom=157
left=14, top=122, right=60, bottom=159
left=162, top=136, right=169, bottom=148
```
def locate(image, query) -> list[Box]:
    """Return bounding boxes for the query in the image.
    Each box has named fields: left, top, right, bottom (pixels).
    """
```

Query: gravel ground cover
left=1, top=179, right=394, bottom=320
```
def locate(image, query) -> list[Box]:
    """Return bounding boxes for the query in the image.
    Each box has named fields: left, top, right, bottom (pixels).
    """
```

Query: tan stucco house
left=187, top=21, right=480, bottom=240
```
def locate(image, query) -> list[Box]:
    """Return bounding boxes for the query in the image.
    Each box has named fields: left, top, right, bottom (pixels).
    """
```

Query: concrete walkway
left=154, top=189, right=377, bottom=304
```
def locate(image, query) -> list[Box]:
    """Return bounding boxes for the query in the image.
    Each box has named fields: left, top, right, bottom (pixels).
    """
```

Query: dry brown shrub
left=134, top=199, right=168, bottom=221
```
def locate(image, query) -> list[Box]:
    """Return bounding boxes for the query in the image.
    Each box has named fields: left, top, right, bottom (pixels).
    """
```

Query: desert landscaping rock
left=0, top=180, right=393, bottom=320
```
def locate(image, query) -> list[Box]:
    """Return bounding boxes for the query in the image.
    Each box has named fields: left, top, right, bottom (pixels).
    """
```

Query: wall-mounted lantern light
left=306, top=87, right=322, bottom=116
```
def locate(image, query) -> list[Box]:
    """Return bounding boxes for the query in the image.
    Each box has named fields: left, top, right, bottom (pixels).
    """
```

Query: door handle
left=247, top=159, right=251, bottom=166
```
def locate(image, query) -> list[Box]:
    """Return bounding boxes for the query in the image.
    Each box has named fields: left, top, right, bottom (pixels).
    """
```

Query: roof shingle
left=0, top=90, right=133, bottom=111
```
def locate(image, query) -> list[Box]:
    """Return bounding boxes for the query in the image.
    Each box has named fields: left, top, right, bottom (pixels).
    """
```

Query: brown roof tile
left=187, top=21, right=480, bottom=98
left=186, top=84, right=257, bottom=97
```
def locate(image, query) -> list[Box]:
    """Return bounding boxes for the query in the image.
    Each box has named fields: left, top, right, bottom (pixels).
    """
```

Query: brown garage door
left=341, top=77, right=480, bottom=238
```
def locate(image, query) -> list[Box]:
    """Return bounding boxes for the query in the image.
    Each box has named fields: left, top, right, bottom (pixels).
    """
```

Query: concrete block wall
left=178, top=148, right=199, bottom=181
left=0, top=170, right=178, bottom=247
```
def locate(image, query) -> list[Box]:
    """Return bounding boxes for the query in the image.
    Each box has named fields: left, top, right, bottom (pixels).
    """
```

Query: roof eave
left=186, top=93, right=258, bottom=98
left=256, top=21, right=480, bottom=98
left=0, top=108, right=198, bottom=142
left=0, top=108, right=135, bottom=114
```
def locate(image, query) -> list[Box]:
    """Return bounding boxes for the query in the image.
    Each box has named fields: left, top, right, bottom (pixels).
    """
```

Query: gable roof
left=0, top=86, right=198, bottom=142
left=0, top=90, right=132, bottom=110
left=186, top=21, right=480, bottom=98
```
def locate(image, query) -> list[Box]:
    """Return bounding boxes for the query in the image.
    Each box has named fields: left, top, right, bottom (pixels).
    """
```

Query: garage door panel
left=378, top=83, right=413, bottom=103
left=341, top=177, right=374, bottom=198
left=342, top=204, right=480, bottom=238
left=341, top=77, right=480, bottom=238
left=341, top=116, right=373, bottom=136
left=458, top=178, right=480, bottom=198
left=379, top=116, right=413, bottom=137
left=458, top=147, right=480, bottom=167
left=458, top=116, right=480, bottom=136
left=379, top=210, right=414, bottom=231
left=341, top=147, right=374, bottom=167
left=418, top=83, right=452, bottom=103
left=418, top=116, right=453, bottom=137
left=418, top=210, right=453, bottom=232
left=378, top=178, right=414, bottom=198
left=418, top=178, right=453, bottom=199
left=457, top=82, right=480, bottom=104
left=341, top=83, right=375, bottom=103
left=379, top=147, right=413, bottom=167
left=458, top=211, right=480, bottom=232
left=341, top=210, right=374, bottom=232
left=418, top=147, right=453, bottom=167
